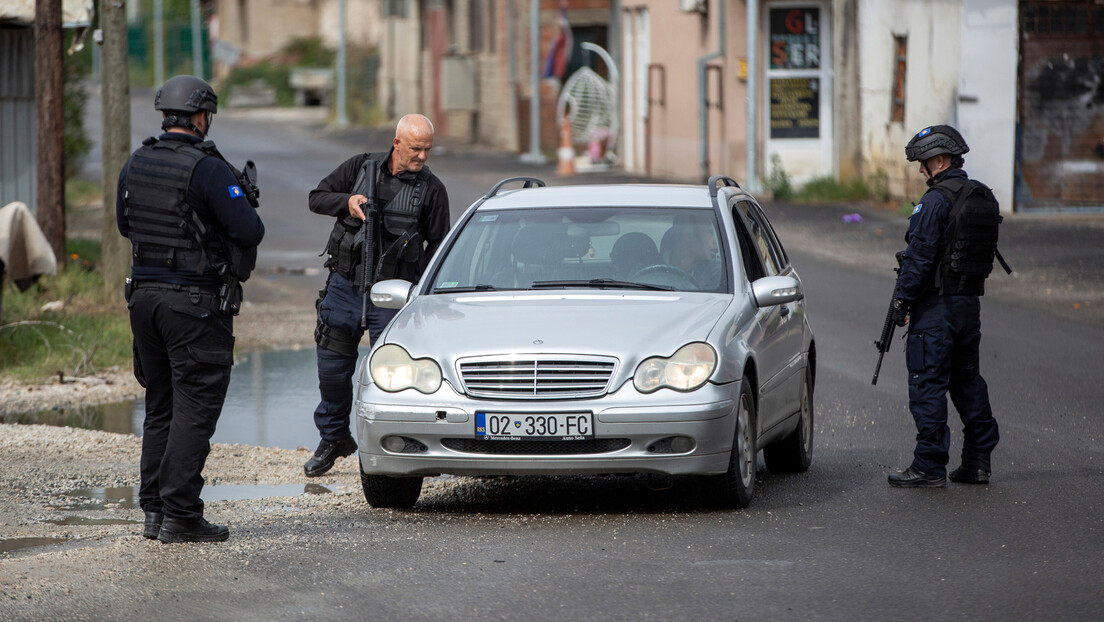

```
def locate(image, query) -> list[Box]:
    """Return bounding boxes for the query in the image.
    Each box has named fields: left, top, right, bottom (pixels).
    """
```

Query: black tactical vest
left=123, top=138, right=227, bottom=275
left=325, top=153, right=427, bottom=283
left=932, top=178, right=1003, bottom=296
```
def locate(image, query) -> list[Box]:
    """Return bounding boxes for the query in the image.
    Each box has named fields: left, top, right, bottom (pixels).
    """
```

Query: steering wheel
left=630, top=264, right=697, bottom=289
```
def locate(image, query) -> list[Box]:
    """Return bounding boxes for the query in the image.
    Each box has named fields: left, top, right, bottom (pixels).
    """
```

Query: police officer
left=304, top=114, right=450, bottom=477
left=887, top=125, right=1000, bottom=488
left=117, top=75, right=265, bottom=541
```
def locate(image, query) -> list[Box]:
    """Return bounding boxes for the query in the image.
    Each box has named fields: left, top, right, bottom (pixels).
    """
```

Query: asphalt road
left=73, top=91, right=1104, bottom=621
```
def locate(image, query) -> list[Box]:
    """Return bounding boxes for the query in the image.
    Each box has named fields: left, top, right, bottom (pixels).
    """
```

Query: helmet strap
left=161, top=112, right=207, bottom=138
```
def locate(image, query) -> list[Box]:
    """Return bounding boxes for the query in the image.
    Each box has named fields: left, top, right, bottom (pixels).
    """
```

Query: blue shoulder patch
left=911, top=203, right=923, bottom=216
left=918, top=127, right=931, bottom=137
left=228, top=185, right=243, bottom=198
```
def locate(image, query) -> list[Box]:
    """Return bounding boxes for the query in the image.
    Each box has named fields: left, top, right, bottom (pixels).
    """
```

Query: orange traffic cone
left=557, top=117, right=576, bottom=176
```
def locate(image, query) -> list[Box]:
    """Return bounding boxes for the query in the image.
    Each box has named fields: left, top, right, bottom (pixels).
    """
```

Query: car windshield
left=430, top=206, right=728, bottom=293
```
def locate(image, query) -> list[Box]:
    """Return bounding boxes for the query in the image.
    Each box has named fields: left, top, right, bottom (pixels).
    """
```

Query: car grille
left=458, top=356, right=617, bottom=399
left=441, top=438, right=631, bottom=455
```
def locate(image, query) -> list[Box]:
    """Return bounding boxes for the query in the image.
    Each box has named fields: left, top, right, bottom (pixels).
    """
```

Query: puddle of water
left=5, top=348, right=359, bottom=450
left=1, top=400, right=138, bottom=435
left=53, top=483, right=343, bottom=511
left=0, top=537, right=66, bottom=555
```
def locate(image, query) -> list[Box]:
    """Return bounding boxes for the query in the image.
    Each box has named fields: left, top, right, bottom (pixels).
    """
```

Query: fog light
left=382, top=436, right=406, bottom=452
left=670, top=436, right=695, bottom=453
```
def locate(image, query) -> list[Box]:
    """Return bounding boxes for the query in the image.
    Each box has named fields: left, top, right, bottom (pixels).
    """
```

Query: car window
left=735, top=200, right=782, bottom=277
left=731, top=204, right=766, bottom=282
left=748, top=201, right=790, bottom=268
left=429, top=206, right=728, bottom=293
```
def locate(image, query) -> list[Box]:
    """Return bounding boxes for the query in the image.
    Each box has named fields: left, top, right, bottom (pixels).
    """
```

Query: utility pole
left=191, top=0, right=203, bottom=78
left=335, top=0, right=348, bottom=127
left=154, top=0, right=164, bottom=88
left=520, top=0, right=544, bottom=164
left=34, top=0, right=66, bottom=268
left=100, top=0, right=132, bottom=298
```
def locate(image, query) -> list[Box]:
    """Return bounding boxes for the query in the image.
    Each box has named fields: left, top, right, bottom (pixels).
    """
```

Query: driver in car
left=665, top=217, right=721, bottom=289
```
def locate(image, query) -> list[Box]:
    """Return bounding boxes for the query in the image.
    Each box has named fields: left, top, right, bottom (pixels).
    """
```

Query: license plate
left=475, top=412, right=593, bottom=440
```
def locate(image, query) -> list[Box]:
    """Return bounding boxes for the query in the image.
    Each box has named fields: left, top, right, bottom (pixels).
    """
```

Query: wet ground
left=5, top=347, right=360, bottom=450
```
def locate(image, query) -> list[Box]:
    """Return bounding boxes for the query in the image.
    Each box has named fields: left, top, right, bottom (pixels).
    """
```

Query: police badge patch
left=911, top=203, right=923, bottom=216
left=229, top=185, right=243, bottom=198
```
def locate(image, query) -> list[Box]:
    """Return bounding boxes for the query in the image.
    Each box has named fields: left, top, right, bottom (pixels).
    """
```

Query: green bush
left=798, top=176, right=872, bottom=202
left=766, top=153, right=794, bottom=200
left=222, top=62, right=295, bottom=106
left=281, top=36, right=335, bottom=66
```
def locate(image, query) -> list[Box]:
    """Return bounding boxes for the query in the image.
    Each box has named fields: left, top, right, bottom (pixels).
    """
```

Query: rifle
left=871, top=296, right=897, bottom=386
left=237, top=160, right=260, bottom=208
left=352, top=163, right=379, bottom=329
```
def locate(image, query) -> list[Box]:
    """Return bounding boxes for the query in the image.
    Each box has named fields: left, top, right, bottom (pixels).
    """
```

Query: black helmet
left=155, top=75, right=218, bottom=115
left=905, top=124, right=969, bottom=162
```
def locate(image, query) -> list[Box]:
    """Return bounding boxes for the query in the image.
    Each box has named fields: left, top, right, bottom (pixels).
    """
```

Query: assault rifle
left=352, top=163, right=379, bottom=329
left=872, top=256, right=904, bottom=386
left=237, top=160, right=260, bottom=208
left=871, top=293, right=898, bottom=386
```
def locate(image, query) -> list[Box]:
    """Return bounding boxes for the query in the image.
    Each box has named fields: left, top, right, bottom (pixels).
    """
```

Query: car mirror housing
left=751, top=275, right=803, bottom=307
left=370, top=279, right=415, bottom=309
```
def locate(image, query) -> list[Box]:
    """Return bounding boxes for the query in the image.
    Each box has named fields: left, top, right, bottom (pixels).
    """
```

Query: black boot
left=304, top=436, right=358, bottom=477
left=949, top=465, right=991, bottom=484
left=888, top=466, right=947, bottom=488
left=143, top=511, right=164, bottom=540
left=157, top=517, right=230, bottom=543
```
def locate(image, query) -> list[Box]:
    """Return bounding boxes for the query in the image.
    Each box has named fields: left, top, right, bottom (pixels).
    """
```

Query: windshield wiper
left=433, top=284, right=501, bottom=293
left=530, top=279, right=674, bottom=291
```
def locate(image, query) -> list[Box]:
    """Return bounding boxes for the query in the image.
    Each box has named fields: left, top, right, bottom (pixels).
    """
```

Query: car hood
left=383, top=291, right=732, bottom=359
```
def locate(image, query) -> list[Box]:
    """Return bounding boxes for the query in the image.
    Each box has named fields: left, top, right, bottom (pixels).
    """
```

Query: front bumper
left=355, top=380, right=738, bottom=477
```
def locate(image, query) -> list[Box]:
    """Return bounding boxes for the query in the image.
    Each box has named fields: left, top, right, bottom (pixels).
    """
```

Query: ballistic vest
left=931, top=178, right=1003, bottom=296
left=325, top=153, right=428, bottom=283
left=123, top=138, right=228, bottom=275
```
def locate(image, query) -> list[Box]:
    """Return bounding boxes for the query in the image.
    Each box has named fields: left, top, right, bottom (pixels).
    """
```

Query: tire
left=361, top=464, right=423, bottom=509
left=706, top=378, right=757, bottom=509
left=764, top=365, right=814, bottom=473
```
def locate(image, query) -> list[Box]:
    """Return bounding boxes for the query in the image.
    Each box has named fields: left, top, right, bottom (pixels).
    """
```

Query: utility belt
left=126, top=279, right=237, bottom=315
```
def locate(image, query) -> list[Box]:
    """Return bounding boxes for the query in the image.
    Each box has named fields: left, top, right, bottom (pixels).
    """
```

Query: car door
left=731, top=199, right=805, bottom=432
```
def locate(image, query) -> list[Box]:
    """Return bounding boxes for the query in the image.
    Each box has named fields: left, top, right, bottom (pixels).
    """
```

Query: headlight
left=369, top=344, right=442, bottom=393
left=633, top=342, right=717, bottom=393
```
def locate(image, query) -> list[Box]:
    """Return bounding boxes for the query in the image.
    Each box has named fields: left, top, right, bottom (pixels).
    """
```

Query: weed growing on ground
left=0, top=239, right=130, bottom=381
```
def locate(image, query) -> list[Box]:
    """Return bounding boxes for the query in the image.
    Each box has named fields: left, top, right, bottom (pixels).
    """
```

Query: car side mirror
left=370, top=279, right=415, bottom=309
left=751, top=275, right=803, bottom=307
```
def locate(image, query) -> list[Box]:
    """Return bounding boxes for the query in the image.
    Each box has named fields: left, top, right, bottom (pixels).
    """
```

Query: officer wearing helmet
left=886, top=124, right=1000, bottom=488
left=116, top=75, right=265, bottom=542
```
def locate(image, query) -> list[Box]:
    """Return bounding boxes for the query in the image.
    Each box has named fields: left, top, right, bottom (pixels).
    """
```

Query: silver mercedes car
left=354, top=176, right=816, bottom=509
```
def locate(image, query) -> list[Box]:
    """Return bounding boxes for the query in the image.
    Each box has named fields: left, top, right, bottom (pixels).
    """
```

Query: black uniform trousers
left=313, top=271, right=398, bottom=442
left=906, top=293, right=1000, bottom=476
left=129, top=284, right=235, bottom=521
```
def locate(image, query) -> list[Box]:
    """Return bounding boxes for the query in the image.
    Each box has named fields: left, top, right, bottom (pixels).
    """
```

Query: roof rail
left=707, top=175, right=741, bottom=198
left=485, top=176, right=546, bottom=198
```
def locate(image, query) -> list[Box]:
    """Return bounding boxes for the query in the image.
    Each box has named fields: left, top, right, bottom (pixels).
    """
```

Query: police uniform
left=306, top=150, right=449, bottom=456
left=894, top=167, right=999, bottom=480
left=117, top=129, right=264, bottom=538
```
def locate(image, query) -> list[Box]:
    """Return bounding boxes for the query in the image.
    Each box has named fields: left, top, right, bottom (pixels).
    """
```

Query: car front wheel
left=361, top=462, right=423, bottom=509
left=705, top=378, right=757, bottom=509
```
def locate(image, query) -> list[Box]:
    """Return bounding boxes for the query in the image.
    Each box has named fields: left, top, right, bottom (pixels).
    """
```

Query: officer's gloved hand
left=891, top=298, right=910, bottom=327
